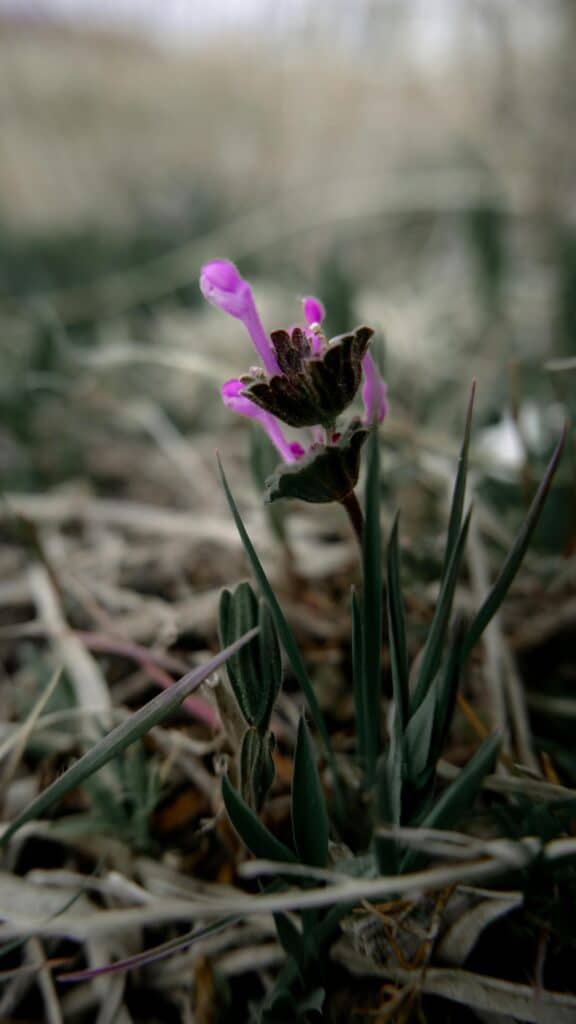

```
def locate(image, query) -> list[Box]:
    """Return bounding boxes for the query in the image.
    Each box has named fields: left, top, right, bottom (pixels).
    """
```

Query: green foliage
left=219, top=582, right=281, bottom=731
left=222, top=774, right=296, bottom=863
left=401, top=732, right=501, bottom=872
left=61, top=741, right=162, bottom=852
left=353, top=425, right=383, bottom=784
left=0, top=628, right=258, bottom=848
left=291, top=717, right=329, bottom=868
left=218, top=392, right=566, bottom=1017
left=218, top=455, right=343, bottom=810
left=240, top=727, right=276, bottom=812
left=219, top=581, right=283, bottom=809
left=410, top=380, right=475, bottom=713
left=461, top=423, right=567, bottom=660
left=375, top=395, right=565, bottom=851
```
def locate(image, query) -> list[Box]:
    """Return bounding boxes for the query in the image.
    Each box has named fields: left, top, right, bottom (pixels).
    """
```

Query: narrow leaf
left=350, top=587, right=366, bottom=758
left=291, top=716, right=329, bottom=868
left=219, top=583, right=261, bottom=726
left=421, top=734, right=501, bottom=836
left=273, top=913, right=305, bottom=973
left=386, top=514, right=409, bottom=732
left=0, top=629, right=258, bottom=848
left=360, top=426, right=383, bottom=784
left=217, top=455, right=342, bottom=808
left=401, top=732, right=501, bottom=872
left=411, top=508, right=472, bottom=713
left=432, top=616, right=467, bottom=758
left=404, top=680, right=438, bottom=783
left=462, top=426, right=567, bottom=661
left=222, top=773, right=296, bottom=863
left=239, top=727, right=275, bottom=812
left=258, top=599, right=282, bottom=729
left=442, top=381, right=476, bottom=573
left=220, top=585, right=282, bottom=731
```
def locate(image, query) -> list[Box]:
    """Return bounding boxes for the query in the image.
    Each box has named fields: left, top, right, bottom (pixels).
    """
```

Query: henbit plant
left=199, top=261, right=567, bottom=1021
left=0, top=265, right=567, bottom=1021
left=200, top=259, right=387, bottom=541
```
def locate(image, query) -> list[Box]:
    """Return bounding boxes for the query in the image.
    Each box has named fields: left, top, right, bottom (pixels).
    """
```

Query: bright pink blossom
left=361, top=351, right=388, bottom=424
left=201, top=259, right=388, bottom=461
left=200, top=260, right=279, bottom=376
left=302, top=296, right=325, bottom=327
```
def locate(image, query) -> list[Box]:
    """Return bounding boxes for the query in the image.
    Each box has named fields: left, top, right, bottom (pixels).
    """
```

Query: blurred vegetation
left=1, top=6, right=576, bottom=1020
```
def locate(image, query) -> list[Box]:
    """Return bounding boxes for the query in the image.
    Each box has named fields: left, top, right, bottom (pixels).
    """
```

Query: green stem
left=341, top=490, right=365, bottom=550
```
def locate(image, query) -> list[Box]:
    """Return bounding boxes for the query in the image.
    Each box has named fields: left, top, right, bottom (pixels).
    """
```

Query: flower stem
left=341, top=490, right=364, bottom=550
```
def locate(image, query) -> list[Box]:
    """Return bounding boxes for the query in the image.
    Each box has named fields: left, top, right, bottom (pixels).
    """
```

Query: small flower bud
left=302, top=296, right=325, bottom=327
left=200, top=259, right=252, bottom=320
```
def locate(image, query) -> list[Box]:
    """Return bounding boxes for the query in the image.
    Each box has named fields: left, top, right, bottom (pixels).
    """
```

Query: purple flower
left=361, top=351, right=388, bottom=424
left=222, top=379, right=304, bottom=463
left=200, top=260, right=279, bottom=376
left=302, top=296, right=325, bottom=327
left=200, top=258, right=388, bottom=460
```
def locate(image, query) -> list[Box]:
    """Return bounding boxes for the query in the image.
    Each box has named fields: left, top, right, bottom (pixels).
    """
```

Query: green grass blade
left=360, top=426, right=383, bottom=785
left=404, top=681, right=438, bottom=783
left=432, top=616, right=467, bottom=758
left=411, top=508, right=472, bottom=713
left=0, top=629, right=258, bottom=848
left=461, top=426, right=567, bottom=662
left=217, top=455, right=341, bottom=805
left=386, top=514, right=409, bottom=733
left=291, top=717, right=329, bottom=868
left=401, top=732, right=501, bottom=872
left=350, top=587, right=366, bottom=760
left=273, top=912, right=306, bottom=972
left=222, top=774, right=296, bottom=863
left=420, top=732, right=501, bottom=833
left=442, top=381, right=476, bottom=574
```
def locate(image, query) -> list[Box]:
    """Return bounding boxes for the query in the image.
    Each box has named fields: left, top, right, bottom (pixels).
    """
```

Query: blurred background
left=2, top=9, right=576, bottom=1019
left=0, top=0, right=574, bottom=508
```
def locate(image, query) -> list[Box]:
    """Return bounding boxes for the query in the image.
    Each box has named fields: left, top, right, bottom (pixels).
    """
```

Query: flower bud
left=302, top=295, right=325, bottom=327
left=200, top=260, right=253, bottom=320
left=200, top=260, right=280, bottom=375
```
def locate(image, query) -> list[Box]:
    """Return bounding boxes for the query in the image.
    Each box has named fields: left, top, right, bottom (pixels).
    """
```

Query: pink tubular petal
left=200, top=259, right=279, bottom=376
left=243, top=303, right=281, bottom=376
left=221, top=380, right=303, bottom=462
left=200, top=260, right=251, bottom=319
left=302, top=296, right=325, bottom=327
left=361, top=352, right=388, bottom=424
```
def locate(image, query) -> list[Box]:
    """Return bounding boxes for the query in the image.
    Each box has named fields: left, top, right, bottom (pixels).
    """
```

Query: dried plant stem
left=341, top=490, right=364, bottom=549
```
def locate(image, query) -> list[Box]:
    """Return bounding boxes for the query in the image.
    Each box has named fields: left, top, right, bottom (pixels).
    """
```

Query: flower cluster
left=200, top=259, right=387, bottom=502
